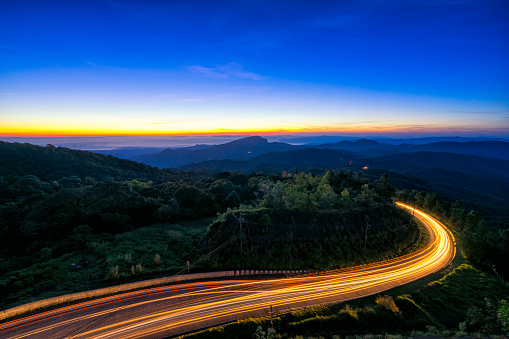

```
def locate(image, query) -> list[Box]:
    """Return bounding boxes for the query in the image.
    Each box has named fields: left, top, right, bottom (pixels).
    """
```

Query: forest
left=1, top=142, right=508, bottom=337
left=0, top=143, right=419, bottom=311
left=181, top=189, right=509, bottom=339
left=206, top=171, right=420, bottom=270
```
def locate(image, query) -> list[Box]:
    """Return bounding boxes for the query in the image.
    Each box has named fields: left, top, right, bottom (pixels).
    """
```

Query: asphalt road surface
left=0, top=203, right=455, bottom=338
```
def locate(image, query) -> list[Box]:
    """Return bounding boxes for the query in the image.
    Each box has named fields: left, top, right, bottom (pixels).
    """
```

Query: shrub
left=375, top=295, right=400, bottom=314
left=109, top=265, right=119, bottom=279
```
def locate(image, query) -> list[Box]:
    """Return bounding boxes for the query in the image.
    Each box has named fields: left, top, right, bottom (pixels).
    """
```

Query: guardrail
left=1, top=269, right=307, bottom=322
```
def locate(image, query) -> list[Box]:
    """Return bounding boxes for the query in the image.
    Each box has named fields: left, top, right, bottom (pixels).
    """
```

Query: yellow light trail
left=0, top=203, right=455, bottom=339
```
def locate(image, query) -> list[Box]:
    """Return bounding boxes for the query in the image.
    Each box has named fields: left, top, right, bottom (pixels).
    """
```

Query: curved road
left=0, top=203, right=455, bottom=339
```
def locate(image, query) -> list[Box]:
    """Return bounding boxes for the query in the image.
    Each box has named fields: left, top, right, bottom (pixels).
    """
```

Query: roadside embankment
left=0, top=269, right=305, bottom=322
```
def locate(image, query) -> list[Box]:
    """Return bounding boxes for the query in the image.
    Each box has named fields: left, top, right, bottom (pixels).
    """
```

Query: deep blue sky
left=1, top=0, right=508, bottom=137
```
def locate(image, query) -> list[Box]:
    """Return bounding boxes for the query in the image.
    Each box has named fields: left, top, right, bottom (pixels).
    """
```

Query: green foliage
left=0, top=141, right=170, bottom=182
left=254, top=325, right=276, bottom=339
left=180, top=263, right=509, bottom=338
left=0, top=220, right=210, bottom=310
left=396, top=189, right=509, bottom=277
left=207, top=171, right=420, bottom=271
left=460, top=298, right=504, bottom=335
left=39, top=247, right=52, bottom=261
left=411, top=264, right=509, bottom=331
left=127, top=179, right=153, bottom=192
left=0, top=147, right=450, bottom=332
left=259, top=214, right=271, bottom=226
left=498, top=299, right=509, bottom=333
left=375, top=295, right=400, bottom=314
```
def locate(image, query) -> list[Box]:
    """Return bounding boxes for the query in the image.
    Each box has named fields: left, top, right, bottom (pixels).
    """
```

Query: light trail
left=0, top=203, right=455, bottom=339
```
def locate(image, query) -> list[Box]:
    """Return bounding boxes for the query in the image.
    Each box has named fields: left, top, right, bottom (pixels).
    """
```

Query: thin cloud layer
left=189, top=63, right=264, bottom=80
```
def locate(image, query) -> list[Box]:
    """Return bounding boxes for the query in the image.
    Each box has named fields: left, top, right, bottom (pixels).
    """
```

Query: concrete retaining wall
left=1, top=269, right=306, bottom=321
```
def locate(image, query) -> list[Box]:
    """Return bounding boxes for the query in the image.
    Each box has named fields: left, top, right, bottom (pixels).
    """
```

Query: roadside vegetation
left=1, top=143, right=508, bottom=338
left=1, top=155, right=420, bottom=311
left=180, top=264, right=508, bottom=338
left=207, top=171, right=421, bottom=271
left=0, top=220, right=210, bottom=310
left=395, top=189, right=509, bottom=280
left=179, top=189, right=509, bottom=338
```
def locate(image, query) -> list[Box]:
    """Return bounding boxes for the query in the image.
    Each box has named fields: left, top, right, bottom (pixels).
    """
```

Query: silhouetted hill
left=314, top=139, right=398, bottom=157
left=315, top=139, right=509, bottom=160
left=133, top=136, right=298, bottom=168
left=279, top=135, right=360, bottom=144
left=280, top=135, right=508, bottom=145
left=181, top=148, right=357, bottom=172
left=408, top=141, right=509, bottom=160
left=131, top=136, right=509, bottom=169
left=182, top=145, right=509, bottom=220
left=356, top=152, right=509, bottom=220
left=0, top=141, right=168, bottom=181
left=361, top=151, right=509, bottom=180
left=93, top=147, right=166, bottom=159
left=374, top=136, right=509, bottom=145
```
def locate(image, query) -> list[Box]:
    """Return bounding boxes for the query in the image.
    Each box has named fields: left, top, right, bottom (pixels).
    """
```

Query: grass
left=1, top=211, right=422, bottom=312
left=179, top=264, right=509, bottom=338
left=177, top=216, right=507, bottom=338
left=0, top=218, right=213, bottom=311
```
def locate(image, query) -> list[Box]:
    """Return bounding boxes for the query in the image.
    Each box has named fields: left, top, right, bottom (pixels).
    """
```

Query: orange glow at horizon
left=0, top=124, right=481, bottom=138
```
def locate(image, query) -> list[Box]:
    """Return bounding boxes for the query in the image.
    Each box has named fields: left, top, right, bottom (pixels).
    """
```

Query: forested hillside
left=207, top=171, right=418, bottom=270
left=132, top=136, right=298, bottom=168
left=128, top=136, right=509, bottom=168
left=0, top=141, right=171, bottom=181
left=1, top=140, right=508, bottom=338
left=312, top=139, right=509, bottom=159
left=181, top=148, right=357, bottom=172
left=0, top=141, right=422, bottom=311
left=358, top=152, right=509, bottom=225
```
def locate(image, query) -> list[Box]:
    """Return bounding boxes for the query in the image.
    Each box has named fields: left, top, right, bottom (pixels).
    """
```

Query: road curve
left=0, top=203, right=455, bottom=339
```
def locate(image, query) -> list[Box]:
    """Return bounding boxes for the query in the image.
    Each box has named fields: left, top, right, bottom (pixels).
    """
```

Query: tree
left=127, top=179, right=153, bottom=192
left=499, top=300, right=509, bottom=333
left=356, top=185, right=376, bottom=209
left=340, top=188, right=353, bottom=207
left=224, top=191, right=241, bottom=209
left=175, top=185, right=204, bottom=209
left=460, top=298, right=503, bottom=335
left=209, top=179, right=236, bottom=205
left=316, top=182, right=337, bottom=210
left=284, top=183, right=305, bottom=211
left=376, top=173, right=396, bottom=200
left=154, top=199, right=180, bottom=222
left=262, top=182, right=286, bottom=211
left=299, top=191, right=317, bottom=214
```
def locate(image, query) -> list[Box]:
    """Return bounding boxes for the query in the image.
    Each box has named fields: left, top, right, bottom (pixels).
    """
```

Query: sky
left=1, top=0, right=508, bottom=141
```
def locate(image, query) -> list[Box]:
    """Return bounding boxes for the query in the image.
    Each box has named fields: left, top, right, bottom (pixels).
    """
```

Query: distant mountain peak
left=229, top=136, right=268, bottom=145
left=355, top=138, right=379, bottom=145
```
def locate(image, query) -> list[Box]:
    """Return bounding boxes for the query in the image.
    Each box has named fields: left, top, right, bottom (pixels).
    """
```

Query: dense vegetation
left=0, top=142, right=419, bottom=311
left=360, top=153, right=509, bottom=226
left=0, top=165, right=256, bottom=308
left=179, top=188, right=509, bottom=338
left=395, top=189, right=509, bottom=278
left=1, top=140, right=508, bottom=338
left=0, top=141, right=176, bottom=182
left=207, top=171, right=419, bottom=270
left=150, top=136, right=509, bottom=226
left=180, top=264, right=509, bottom=338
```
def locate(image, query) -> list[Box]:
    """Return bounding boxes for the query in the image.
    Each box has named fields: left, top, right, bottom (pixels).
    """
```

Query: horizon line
left=1, top=133, right=508, bottom=140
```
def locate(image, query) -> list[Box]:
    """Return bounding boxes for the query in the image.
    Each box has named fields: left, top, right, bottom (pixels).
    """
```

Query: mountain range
left=2, top=136, right=508, bottom=223
left=128, top=136, right=509, bottom=169
left=131, top=136, right=297, bottom=168
left=137, top=136, right=509, bottom=221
